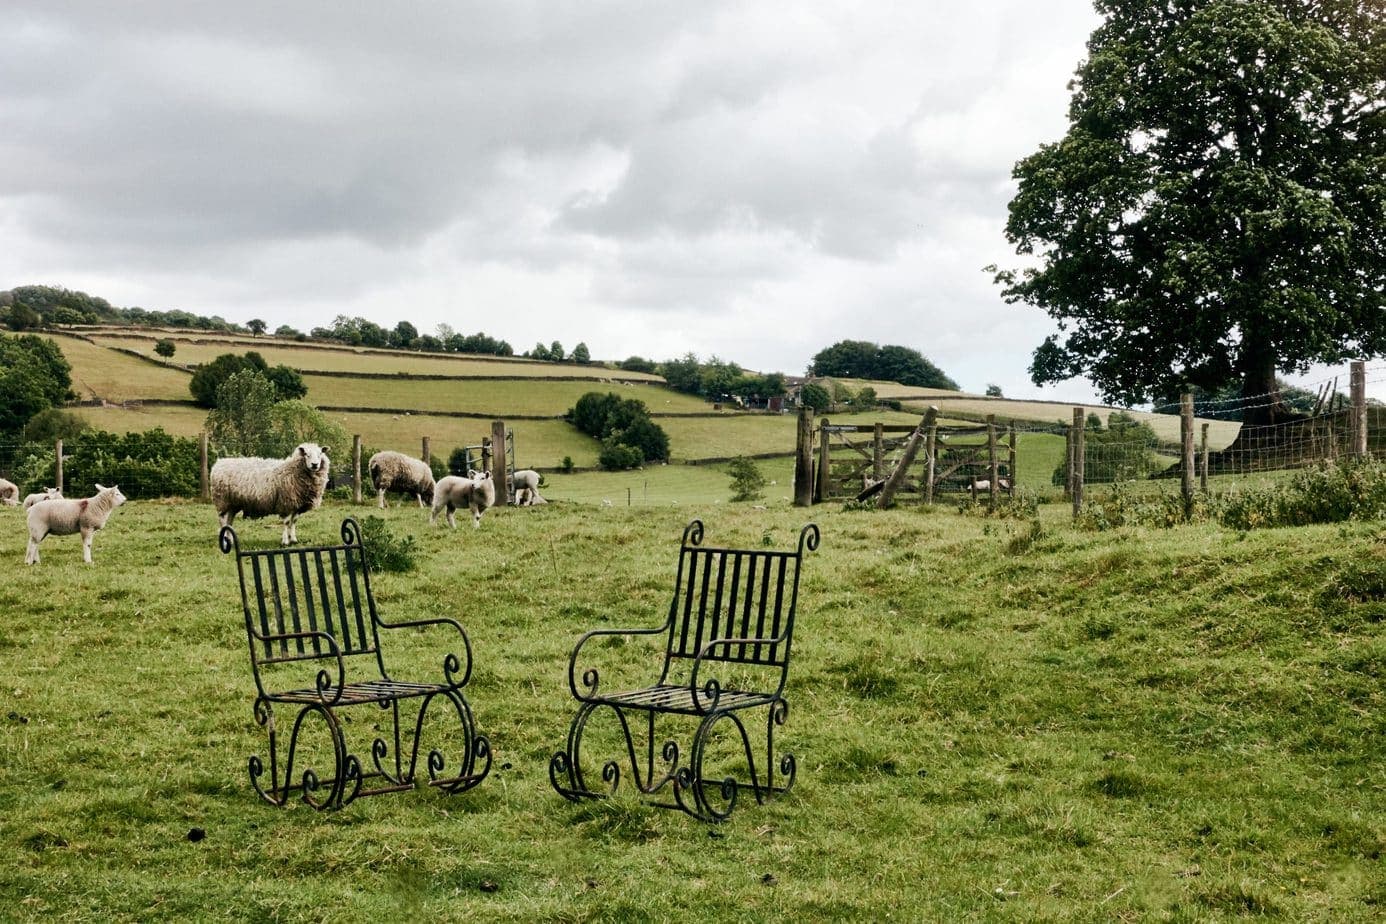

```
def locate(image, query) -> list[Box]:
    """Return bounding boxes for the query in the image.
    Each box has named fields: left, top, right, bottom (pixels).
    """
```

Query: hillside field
left=0, top=500, right=1378, bottom=920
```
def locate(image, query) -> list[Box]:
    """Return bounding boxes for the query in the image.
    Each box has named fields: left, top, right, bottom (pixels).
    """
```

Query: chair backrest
left=661, top=520, right=819, bottom=684
left=221, top=518, right=385, bottom=692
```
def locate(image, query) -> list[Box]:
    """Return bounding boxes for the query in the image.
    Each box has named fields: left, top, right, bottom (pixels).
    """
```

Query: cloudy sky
left=4, top=2, right=1375, bottom=404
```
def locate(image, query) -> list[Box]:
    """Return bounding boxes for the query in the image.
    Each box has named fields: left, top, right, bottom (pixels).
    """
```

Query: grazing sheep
left=369, top=450, right=435, bottom=509
left=430, top=470, right=495, bottom=529
left=23, top=487, right=62, bottom=509
left=511, top=469, right=544, bottom=506
left=0, top=478, right=17, bottom=506
left=211, top=442, right=330, bottom=546
left=25, top=483, right=127, bottom=564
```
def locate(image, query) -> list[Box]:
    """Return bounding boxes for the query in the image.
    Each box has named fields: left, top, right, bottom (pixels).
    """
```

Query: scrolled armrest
left=250, top=629, right=347, bottom=704
left=376, top=615, right=473, bottom=689
left=567, top=622, right=669, bottom=701
left=688, top=635, right=786, bottom=713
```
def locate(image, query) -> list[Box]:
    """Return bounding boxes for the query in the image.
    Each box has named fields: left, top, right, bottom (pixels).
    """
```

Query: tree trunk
left=1238, top=335, right=1291, bottom=428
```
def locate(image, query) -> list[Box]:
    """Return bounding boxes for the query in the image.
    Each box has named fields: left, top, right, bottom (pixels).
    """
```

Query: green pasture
left=39, top=333, right=191, bottom=403
left=87, top=334, right=662, bottom=381
left=302, top=375, right=712, bottom=417
left=0, top=499, right=1379, bottom=920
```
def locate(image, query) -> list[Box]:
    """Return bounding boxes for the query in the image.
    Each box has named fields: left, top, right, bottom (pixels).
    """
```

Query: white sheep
left=25, top=483, right=127, bottom=564
left=0, top=478, right=17, bottom=506
left=430, top=470, right=495, bottom=529
left=211, top=442, right=330, bottom=546
left=511, top=469, right=544, bottom=506
left=23, top=487, right=62, bottom=509
left=369, top=450, right=435, bottom=509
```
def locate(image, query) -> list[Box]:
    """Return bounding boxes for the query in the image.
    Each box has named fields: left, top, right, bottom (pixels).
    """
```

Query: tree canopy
left=995, top=0, right=1386, bottom=424
left=0, top=334, right=73, bottom=433
left=189, top=351, right=306, bottom=408
left=808, top=340, right=958, bottom=390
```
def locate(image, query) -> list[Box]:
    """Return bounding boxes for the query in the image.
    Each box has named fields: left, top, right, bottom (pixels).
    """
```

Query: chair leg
left=266, top=702, right=361, bottom=811
left=413, top=690, right=492, bottom=794
left=551, top=703, right=681, bottom=802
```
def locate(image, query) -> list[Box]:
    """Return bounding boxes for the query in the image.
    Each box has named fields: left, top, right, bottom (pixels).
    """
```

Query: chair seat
left=271, top=679, right=449, bottom=705
left=591, top=683, right=774, bottom=715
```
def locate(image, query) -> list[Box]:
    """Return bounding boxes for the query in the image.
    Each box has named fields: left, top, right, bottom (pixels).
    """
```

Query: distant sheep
left=430, top=470, right=495, bottom=529
left=511, top=469, right=544, bottom=506
left=0, top=478, right=17, bottom=506
left=369, top=450, right=435, bottom=509
left=969, top=477, right=1011, bottom=494
left=211, top=442, right=330, bottom=546
left=25, top=483, right=127, bottom=564
left=23, top=487, right=62, bottom=509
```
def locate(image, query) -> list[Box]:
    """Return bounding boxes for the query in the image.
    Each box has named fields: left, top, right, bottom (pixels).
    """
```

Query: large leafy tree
left=0, top=335, right=73, bottom=432
left=809, top=340, right=958, bottom=389
left=995, top=0, right=1386, bottom=425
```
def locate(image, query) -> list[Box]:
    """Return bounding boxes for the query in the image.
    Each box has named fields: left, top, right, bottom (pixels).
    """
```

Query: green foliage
left=357, top=515, right=418, bottom=573
left=153, top=339, right=176, bottom=359
left=560, top=455, right=574, bottom=473
left=985, top=383, right=1003, bottom=397
left=810, top=339, right=958, bottom=389
left=246, top=319, right=267, bottom=336
left=618, top=355, right=656, bottom=373
left=8, top=284, right=240, bottom=330
left=995, top=0, right=1386, bottom=413
left=263, top=364, right=307, bottom=401
left=265, top=400, right=348, bottom=460
left=189, top=351, right=304, bottom=408
left=798, top=382, right=831, bottom=412
left=448, top=446, right=478, bottom=476
left=571, top=342, right=591, bottom=364
left=598, top=441, right=643, bottom=471
left=9, top=427, right=201, bottom=498
left=1052, top=412, right=1165, bottom=485
left=206, top=370, right=278, bottom=456
left=726, top=456, right=767, bottom=502
left=568, top=392, right=669, bottom=464
left=1217, top=459, right=1386, bottom=530
left=22, top=408, right=90, bottom=443
left=657, top=352, right=789, bottom=402
left=0, top=334, right=73, bottom=432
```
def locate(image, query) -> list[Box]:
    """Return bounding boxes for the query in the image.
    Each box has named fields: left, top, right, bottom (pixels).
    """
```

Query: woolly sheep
left=23, top=487, right=62, bottom=509
left=430, top=470, right=495, bottom=529
left=211, top=442, right=330, bottom=546
left=25, top=483, right=127, bottom=565
left=0, top=478, right=17, bottom=506
left=369, top=450, right=435, bottom=509
left=511, top=469, right=544, bottom=506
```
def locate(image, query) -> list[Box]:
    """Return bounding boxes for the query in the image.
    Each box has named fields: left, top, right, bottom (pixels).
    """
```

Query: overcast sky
left=3, top=2, right=1378, bottom=405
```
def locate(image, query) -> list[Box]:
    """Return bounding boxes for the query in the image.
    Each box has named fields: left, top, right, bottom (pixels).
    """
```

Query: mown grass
left=38, top=334, right=191, bottom=403
left=0, top=499, right=1379, bottom=920
left=87, top=334, right=662, bottom=381
left=301, top=375, right=714, bottom=417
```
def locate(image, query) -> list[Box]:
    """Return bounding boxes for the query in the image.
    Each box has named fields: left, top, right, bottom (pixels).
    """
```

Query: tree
left=274, top=324, right=302, bottom=338
left=798, top=382, right=831, bottom=412
left=619, top=355, right=657, bottom=373
left=985, top=383, right=1004, bottom=397
left=4, top=302, right=41, bottom=331
left=994, top=0, right=1386, bottom=426
left=809, top=340, right=958, bottom=389
left=264, top=365, right=307, bottom=401
left=727, top=456, right=767, bottom=501
left=154, top=339, right=176, bottom=359
left=247, top=319, right=267, bottom=336
left=0, top=335, right=73, bottom=432
left=566, top=391, right=670, bottom=463
left=571, top=342, right=591, bottom=364
left=549, top=341, right=565, bottom=362
left=206, top=370, right=279, bottom=455
left=266, top=400, right=347, bottom=459
left=391, top=321, right=418, bottom=349
left=22, top=407, right=90, bottom=442
left=191, top=351, right=303, bottom=407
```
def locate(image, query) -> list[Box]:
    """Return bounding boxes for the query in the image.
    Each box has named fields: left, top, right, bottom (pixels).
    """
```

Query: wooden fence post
left=352, top=435, right=363, bottom=504
left=421, top=436, right=430, bottom=468
left=1180, top=393, right=1195, bottom=517
left=1064, top=426, right=1074, bottom=501
left=1007, top=426, right=1017, bottom=497
left=815, top=419, right=831, bottom=503
left=1350, top=360, right=1367, bottom=458
left=1071, top=408, right=1084, bottom=519
left=873, top=422, right=884, bottom=481
left=491, top=421, right=509, bottom=505
left=881, top=406, right=936, bottom=509
left=794, top=406, right=815, bottom=507
left=925, top=423, right=937, bottom=506
left=55, top=439, right=63, bottom=494
left=199, top=432, right=209, bottom=501
left=986, top=414, right=999, bottom=505
left=1200, top=422, right=1209, bottom=493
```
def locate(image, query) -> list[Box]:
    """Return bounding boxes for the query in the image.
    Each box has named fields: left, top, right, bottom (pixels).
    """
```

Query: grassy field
left=86, top=333, right=662, bottom=381
left=38, top=334, right=191, bottom=403
left=0, top=499, right=1378, bottom=920
left=301, top=375, right=715, bottom=417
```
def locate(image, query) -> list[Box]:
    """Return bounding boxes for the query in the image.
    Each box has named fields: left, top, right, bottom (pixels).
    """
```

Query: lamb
left=511, top=469, right=545, bottom=506
left=430, top=470, right=495, bottom=529
left=0, top=478, right=17, bottom=506
left=23, top=487, right=62, bottom=509
left=369, top=450, right=435, bottom=508
left=211, top=442, right=330, bottom=546
left=25, top=483, right=127, bottom=564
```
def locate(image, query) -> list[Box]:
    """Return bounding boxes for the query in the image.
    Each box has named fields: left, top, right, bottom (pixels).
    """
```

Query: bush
left=22, top=407, right=90, bottom=443
left=9, top=427, right=202, bottom=499
left=599, top=442, right=643, bottom=471
left=154, top=339, right=176, bottom=359
left=568, top=392, right=670, bottom=464
left=560, top=455, right=574, bottom=473
left=1217, top=459, right=1386, bottom=530
left=727, top=456, right=767, bottom=502
left=358, top=516, right=418, bottom=573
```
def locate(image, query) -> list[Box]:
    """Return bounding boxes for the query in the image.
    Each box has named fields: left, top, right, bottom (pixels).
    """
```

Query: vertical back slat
left=752, top=554, right=772, bottom=662
left=346, top=550, right=370, bottom=653
left=737, top=555, right=758, bottom=661
left=722, top=553, right=742, bottom=659
left=250, top=556, right=273, bottom=661
left=767, top=555, right=788, bottom=663
left=297, top=551, right=322, bottom=657
left=281, top=554, right=306, bottom=655
left=701, top=551, right=729, bottom=659
left=330, top=550, right=352, bottom=652
left=690, top=551, right=716, bottom=658
left=677, top=549, right=699, bottom=657
left=315, top=550, right=336, bottom=643
left=265, top=555, right=288, bottom=657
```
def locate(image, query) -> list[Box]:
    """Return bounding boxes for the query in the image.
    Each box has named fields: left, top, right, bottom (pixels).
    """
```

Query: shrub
left=727, top=456, right=767, bottom=502
left=568, top=392, right=670, bottom=464
left=599, top=442, right=643, bottom=471
left=10, top=427, right=202, bottom=499
left=154, top=339, right=176, bottom=359
left=358, top=516, right=418, bottom=573
left=560, top=455, right=575, bottom=473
